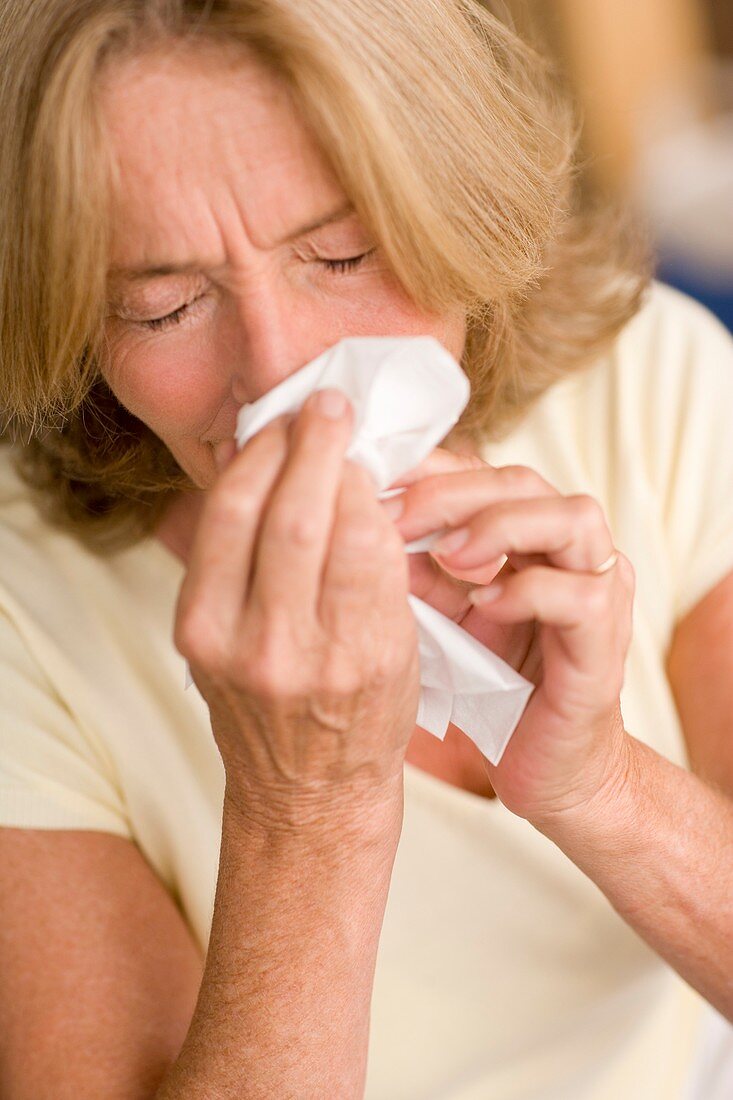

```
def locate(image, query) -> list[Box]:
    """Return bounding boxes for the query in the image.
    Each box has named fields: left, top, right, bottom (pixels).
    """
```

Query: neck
left=155, top=490, right=207, bottom=566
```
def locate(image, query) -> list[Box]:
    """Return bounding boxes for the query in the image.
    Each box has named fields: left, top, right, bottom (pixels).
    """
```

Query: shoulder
left=569, top=280, right=733, bottom=493
left=509, top=280, right=732, bottom=443
left=0, top=443, right=86, bottom=614
left=617, top=278, right=733, bottom=437
left=0, top=444, right=145, bottom=686
left=609, top=279, right=733, bottom=392
left=623, top=277, right=729, bottom=336
left=614, top=283, right=733, bottom=621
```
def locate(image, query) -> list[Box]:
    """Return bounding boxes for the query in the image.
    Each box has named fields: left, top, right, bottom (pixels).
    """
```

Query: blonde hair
left=0, top=0, right=650, bottom=553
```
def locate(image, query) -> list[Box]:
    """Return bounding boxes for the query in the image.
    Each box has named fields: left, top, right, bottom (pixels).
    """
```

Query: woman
left=1, top=1, right=732, bottom=1097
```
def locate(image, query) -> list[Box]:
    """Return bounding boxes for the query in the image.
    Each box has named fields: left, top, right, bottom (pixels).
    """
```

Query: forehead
left=97, top=42, right=345, bottom=266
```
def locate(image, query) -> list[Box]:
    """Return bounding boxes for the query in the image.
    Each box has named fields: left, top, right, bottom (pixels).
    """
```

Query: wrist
left=223, top=771, right=405, bottom=848
left=218, top=775, right=404, bottom=944
left=528, top=730, right=643, bottom=855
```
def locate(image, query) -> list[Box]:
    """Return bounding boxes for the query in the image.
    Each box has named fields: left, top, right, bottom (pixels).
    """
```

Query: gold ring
left=586, top=549, right=619, bottom=576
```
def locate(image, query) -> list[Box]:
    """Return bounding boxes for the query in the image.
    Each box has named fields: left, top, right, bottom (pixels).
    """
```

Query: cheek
left=359, top=277, right=466, bottom=358
left=103, top=334, right=224, bottom=442
left=384, top=307, right=467, bottom=363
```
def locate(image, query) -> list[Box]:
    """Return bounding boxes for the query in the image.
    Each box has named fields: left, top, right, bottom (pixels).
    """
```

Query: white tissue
left=185, top=335, right=534, bottom=765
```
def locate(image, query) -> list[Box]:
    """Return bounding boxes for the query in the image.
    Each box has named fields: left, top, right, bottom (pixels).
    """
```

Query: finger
left=407, top=551, right=504, bottom=617
left=319, top=459, right=408, bottom=640
left=175, top=414, right=292, bottom=659
left=468, top=561, right=632, bottom=679
left=387, top=445, right=486, bottom=488
left=249, top=388, right=355, bottom=617
left=384, top=463, right=559, bottom=545
left=406, top=554, right=536, bottom=671
left=407, top=552, right=473, bottom=620
left=431, top=495, right=614, bottom=574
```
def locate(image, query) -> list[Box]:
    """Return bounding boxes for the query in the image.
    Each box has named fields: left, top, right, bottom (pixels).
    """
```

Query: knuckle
left=459, top=452, right=488, bottom=472
left=242, top=658, right=287, bottom=699
left=211, top=486, right=260, bottom=526
left=268, top=507, right=322, bottom=547
left=174, top=606, right=227, bottom=671
left=240, top=630, right=296, bottom=698
left=369, top=649, right=404, bottom=688
left=497, top=464, right=545, bottom=493
left=581, top=579, right=609, bottom=617
left=570, top=493, right=606, bottom=528
left=172, top=615, right=195, bottom=659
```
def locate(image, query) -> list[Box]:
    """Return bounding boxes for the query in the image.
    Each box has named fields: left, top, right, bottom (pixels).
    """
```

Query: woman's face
left=100, top=44, right=467, bottom=490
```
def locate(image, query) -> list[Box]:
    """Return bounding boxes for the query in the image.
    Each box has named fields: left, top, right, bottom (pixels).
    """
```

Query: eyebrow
left=109, top=201, right=355, bottom=281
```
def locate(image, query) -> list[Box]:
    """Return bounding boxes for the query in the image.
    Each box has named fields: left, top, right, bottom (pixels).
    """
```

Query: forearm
left=155, top=779, right=404, bottom=1099
left=533, top=733, right=733, bottom=1018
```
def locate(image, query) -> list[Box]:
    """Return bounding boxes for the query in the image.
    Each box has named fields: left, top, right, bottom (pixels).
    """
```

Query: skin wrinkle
left=96, top=43, right=493, bottom=800
left=108, top=201, right=354, bottom=284
left=98, top=44, right=467, bottom=529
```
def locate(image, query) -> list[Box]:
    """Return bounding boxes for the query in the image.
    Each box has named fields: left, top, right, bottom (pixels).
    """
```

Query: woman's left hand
left=382, top=447, right=636, bottom=827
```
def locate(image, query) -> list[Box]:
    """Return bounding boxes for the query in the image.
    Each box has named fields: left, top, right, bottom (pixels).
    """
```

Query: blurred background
left=500, top=0, right=733, bottom=331
left=495, top=5, right=733, bottom=1097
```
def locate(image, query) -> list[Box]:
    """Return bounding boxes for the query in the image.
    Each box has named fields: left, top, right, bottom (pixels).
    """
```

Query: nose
left=225, top=281, right=322, bottom=406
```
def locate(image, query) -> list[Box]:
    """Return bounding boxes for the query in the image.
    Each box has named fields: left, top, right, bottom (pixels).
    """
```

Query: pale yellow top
left=1, top=281, right=732, bottom=1099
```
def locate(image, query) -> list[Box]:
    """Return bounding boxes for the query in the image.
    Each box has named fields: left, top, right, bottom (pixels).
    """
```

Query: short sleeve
left=645, top=287, right=733, bottom=623
left=0, top=607, right=132, bottom=837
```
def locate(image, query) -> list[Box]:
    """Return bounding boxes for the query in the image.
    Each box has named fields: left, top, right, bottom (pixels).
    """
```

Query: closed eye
left=137, top=248, right=378, bottom=332
left=319, top=248, right=376, bottom=274
left=141, top=301, right=195, bottom=331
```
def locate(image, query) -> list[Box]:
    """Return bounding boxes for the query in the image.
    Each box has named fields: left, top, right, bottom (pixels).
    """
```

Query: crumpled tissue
left=185, top=335, right=534, bottom=765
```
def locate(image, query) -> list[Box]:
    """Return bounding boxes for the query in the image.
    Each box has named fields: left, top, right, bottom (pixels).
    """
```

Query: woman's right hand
left=173, top=388, right=420, bottom=825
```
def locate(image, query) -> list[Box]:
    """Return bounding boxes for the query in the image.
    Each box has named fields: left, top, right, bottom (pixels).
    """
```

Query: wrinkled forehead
left=96, top=41, right=346, bottom=269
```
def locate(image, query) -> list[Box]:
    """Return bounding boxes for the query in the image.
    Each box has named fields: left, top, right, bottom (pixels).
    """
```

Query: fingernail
left=314, top=388, right=349, bottom=419
left=213, top=439, right=237, bottom=471
left=381, top=494, right=405, bottom=522
left=469, top=582, right=504, bottom=605
left=433, top=526, right=470, bottom=555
